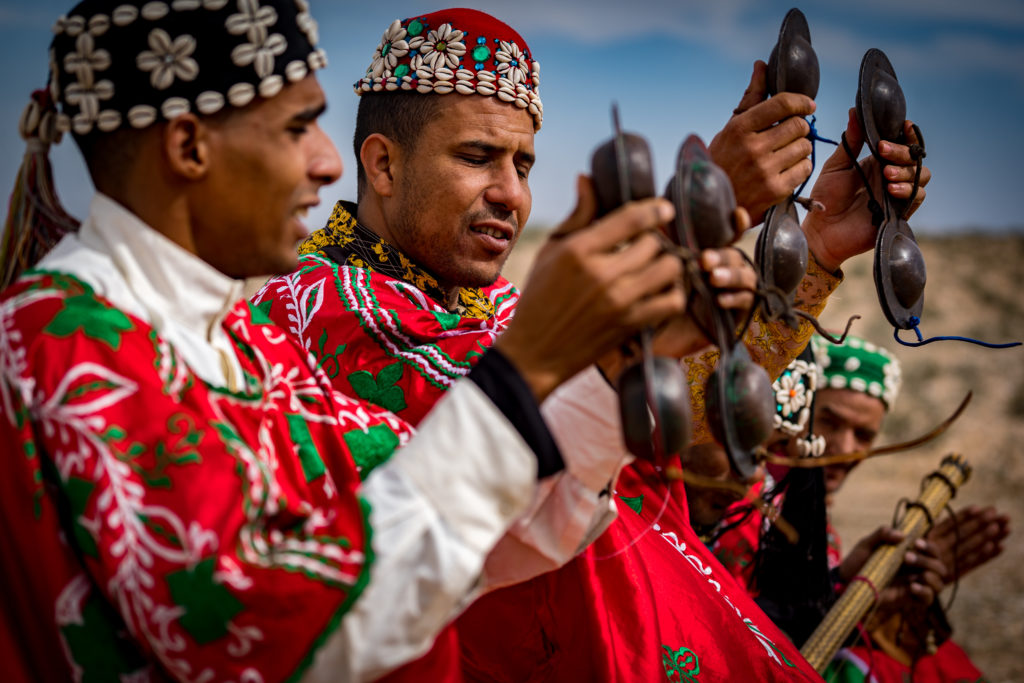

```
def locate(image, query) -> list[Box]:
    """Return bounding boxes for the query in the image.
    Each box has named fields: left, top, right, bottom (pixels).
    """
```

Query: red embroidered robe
left=258, top=202, right=826, bottom=681
left=713, top=489, right=986, bottom=682
left=457, top=458, right=822, bottom=681
left=255, top=238, right=518, bottom=682
left=0, top=271, right=410, bottom=682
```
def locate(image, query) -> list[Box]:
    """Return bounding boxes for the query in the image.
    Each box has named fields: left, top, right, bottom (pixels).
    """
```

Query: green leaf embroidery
left=166, top=557, right=245, bottom=645
left=346, top=363, right=407, bottom=413
left=250, top=299, right=275, bottom=325
left=432, top=310, right=461, bottom=331
left=64, top=477, right=99, bottom=558
left=618, top=494, right=645, bottom=516
left=44, top=293, right=134, bottom=350
left=65, top=379, right=121, bottom=404
left=343, top=424, right=401, bottom=477
left=315, top=328, right=346, bottom=379
left=661, top=644, right=700, bottom=681
left=60, top=591, right=148, bottom=682
left=108, top=414, right=203, bottom=490
left=287, top=413, right=326, bottom=482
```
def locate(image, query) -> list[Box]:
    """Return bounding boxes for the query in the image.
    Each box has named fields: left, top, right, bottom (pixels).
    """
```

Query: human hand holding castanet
left=497, top=176, right=686, bottom=402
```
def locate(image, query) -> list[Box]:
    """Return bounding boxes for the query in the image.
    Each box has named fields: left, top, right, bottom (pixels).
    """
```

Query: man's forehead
left=432, top=95, right=535, bottom=146
left=816, top=388, right=887, bottom=421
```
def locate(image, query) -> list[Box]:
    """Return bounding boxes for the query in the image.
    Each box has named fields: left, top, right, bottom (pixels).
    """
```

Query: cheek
left=520, top=182, right=533, bottom=222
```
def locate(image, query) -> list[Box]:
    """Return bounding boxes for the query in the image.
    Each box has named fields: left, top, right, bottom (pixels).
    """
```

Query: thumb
left=551, top=174, right=598, bottom=237
left=733, top=60, right=768, bottom=115
left=822, top=107, right=865, bottom=172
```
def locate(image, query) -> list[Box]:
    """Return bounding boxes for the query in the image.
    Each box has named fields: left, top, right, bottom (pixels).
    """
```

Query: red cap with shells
left=355, top=8, right=542, bottom=130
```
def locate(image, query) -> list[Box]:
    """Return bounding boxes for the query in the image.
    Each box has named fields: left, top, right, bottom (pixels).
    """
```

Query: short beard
left=391, top=180, right=517, bottom=293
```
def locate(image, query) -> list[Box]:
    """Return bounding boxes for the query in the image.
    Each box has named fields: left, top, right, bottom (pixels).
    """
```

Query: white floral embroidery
left=227, top=81, right=256, bottom=107
left=65, top=80, right=115, bottom=134
left=495, top=40, right=529, bottom=86
left=63, top=33, right=111, bottom=88
left=137, top=29, right=199, bottom=90
left=127, top=104, right=158, bottom=129
left=797, top=433, right=826, bottom=458
left=258, top=74, right=283, bottom=98
left=96, top=109, right=121, bottom=132
left=307, top=47, right=327, bottom=71
left=294, top=0, right=318, bottom=46
left=48, top=48, right=61, bottom=102
left=226, top=0, right=286, bottom=79
left=87, top=14, right=110, bottom=37
left=354, top=19, right=543, bottom=130
left=111, top=5, right=139, bottom=27
left=232, top=32, right=286, bottom=78
left=196, top=90, right=226, bottom=115
left=64, top=15, right=86, bottom=37
left=420, top=23, right=465, bottom=71
left=141, top=1, right=170, bottom=21
left=368, top=19, right=410, bottom=79
left=161, top=96, right=190, bottom=119
left=774, top=373, right=806, bottom=418
left=226, top=0, right=278, bottom=45
left=882, top=355, right=901, bottom=405
left=284, top=59, right=307, bottom=82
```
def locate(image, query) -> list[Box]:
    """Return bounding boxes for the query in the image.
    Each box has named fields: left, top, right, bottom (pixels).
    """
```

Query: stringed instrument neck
left=800, top=453, right=971, bottom=673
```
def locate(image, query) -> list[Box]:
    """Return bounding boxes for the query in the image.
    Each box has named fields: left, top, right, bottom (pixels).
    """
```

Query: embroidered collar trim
left=299, top=200, right=496, bottom=319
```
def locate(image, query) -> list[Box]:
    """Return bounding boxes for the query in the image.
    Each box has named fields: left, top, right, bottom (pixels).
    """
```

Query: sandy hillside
left=503, top=230, right=1024, bottom=682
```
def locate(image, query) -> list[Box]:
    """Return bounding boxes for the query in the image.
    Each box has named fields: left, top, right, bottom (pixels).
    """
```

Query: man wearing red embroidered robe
left=0, top=2, right=693, bottom=682
left=712, top=337, right=1008, bottom=681
left=258, top=8, right=933, bottom=681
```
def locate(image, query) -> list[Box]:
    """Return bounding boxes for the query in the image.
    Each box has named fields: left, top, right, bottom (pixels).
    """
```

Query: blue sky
left=2, top=0, right=1023, bottom=234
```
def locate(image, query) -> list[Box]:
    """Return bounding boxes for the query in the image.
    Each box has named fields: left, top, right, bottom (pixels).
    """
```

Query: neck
left=101, top=186, right=194, bottom=255
left=356, top=198, right=461, bottom=310
left=95, top=144, right=196, bottom=257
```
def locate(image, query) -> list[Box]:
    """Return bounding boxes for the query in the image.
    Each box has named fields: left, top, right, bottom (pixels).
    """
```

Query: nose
left=483, top=159, right=528, bottom=214
left=308, top=125, right=343, bottom=186
left=831, top=427, right=857, bottom=456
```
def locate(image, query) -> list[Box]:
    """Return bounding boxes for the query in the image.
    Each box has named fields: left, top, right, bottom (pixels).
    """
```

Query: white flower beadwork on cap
left=137, top=29, right=199, bottom=90
left=495, top=39, right=528, bottom=86
left=369, top=19, right=411, bottom=79
left=421, top=23, right=466, bottom=72
left=293, top=0, right=318, bottom=46
left=230, top=23, right=287, bottom=78
left=798, top=434, right=826, bottom=458
left=225, top=0, right=288, bottom=83
left=227, top=0, right=278, bottom=44
left=48, top=48, right=62, bottom=102
left=65, top=79, right=115, bottom=134
left=64, top=33, right=111, bottom=88
left=774, top=372, right=807, bottom=418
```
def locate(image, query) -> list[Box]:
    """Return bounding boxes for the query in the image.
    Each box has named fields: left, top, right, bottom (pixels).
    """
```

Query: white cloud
left=507, top=0, right=1024, bottom=84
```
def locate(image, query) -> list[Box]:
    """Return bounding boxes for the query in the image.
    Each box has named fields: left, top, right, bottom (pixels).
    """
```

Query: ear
left=163, top=114, right=209, bottom=181
left=360, top=133, right=401, bottom=198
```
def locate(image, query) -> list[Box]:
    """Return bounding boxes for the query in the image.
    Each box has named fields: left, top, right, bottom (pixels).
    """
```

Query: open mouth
left=470, top=224, right=512, bottom=241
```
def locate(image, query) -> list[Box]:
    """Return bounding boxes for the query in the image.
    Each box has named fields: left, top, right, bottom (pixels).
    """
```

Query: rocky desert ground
left=503, top=230, right=1024, bottom=681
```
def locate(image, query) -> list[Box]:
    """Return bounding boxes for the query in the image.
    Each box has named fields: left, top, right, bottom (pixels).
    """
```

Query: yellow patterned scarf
left=300, top=201, right=496, bottom=320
